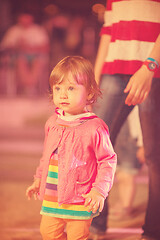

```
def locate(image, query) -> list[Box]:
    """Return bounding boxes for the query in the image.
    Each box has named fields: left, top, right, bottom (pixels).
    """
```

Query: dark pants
left=92, top=74, right=160, bottom=239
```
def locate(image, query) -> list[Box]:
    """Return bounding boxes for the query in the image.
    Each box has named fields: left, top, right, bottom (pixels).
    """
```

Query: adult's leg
left=92, top=74, right=134, bottom=231
left=139, top=78, right=160, bottom=240
left=93, top=74, right=134, bottom=145
left=112, top=115, right=141, bottom=217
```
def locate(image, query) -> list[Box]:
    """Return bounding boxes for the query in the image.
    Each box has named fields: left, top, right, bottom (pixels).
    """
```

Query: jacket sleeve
left=34, top=115, right=56, bottom=179
left=92, top=124, right=117, bottom=198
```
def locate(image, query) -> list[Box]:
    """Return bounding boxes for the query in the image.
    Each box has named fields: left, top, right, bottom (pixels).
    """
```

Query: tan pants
left=40, top=215, right=92, bottom=240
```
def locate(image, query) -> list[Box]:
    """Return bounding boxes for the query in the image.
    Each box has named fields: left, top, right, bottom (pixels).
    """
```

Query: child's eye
left=68, top=86, right=74, bottom=91
left=54, top=86, right=60, bottom=91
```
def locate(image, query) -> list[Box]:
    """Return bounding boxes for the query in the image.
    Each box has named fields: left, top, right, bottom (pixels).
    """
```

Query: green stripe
left=40, top=211, right=94, bottom=220
left=41, top=206, right=92, bottom=217
left=46, top=177, right=58, bottom=185
left=48, top=171, right=58, bottom=178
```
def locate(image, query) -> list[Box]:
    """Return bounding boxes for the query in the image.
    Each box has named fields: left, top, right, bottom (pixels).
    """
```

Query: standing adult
left=91, top=1, right=160, bottom=240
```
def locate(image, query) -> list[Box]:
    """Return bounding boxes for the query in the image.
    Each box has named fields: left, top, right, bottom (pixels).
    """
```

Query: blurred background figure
left=44, top=12, right=97, bottom=66
left=65, top=16, right=84, bottom=55
left=0, top=1, right=102, bottom=98
left=44, top=12, right=70, bottom=66
left=0, top=12, right=50, bottom=96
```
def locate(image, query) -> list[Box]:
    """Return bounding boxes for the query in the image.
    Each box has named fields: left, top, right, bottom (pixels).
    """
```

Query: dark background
left=0, top=0, right=106, bottom=37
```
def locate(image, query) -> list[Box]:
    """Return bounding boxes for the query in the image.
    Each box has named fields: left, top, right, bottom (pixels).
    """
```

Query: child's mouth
left=60, top=102, right=70, bottom=105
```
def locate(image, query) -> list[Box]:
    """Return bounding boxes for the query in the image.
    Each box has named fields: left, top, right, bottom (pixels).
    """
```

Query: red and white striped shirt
left=101, top=0, right=160, bottom=77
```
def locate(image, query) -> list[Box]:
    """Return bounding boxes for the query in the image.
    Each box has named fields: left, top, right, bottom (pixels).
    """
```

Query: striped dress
left=40, top=113, right=98, bottom=220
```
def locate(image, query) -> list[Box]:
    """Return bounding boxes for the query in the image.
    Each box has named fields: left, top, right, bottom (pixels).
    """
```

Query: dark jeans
left=92, top=74, right=160, bottom=239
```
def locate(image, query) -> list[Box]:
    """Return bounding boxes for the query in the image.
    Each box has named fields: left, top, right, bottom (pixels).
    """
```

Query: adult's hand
left=124, top=65, right=154, bottom=106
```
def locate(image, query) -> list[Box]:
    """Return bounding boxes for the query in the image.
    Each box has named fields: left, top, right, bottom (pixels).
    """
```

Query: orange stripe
left=58, top=124, right=71, bottom=127
left=44, top=195, right=58, bottom=202
left=50, top=158, right=58, bottom=166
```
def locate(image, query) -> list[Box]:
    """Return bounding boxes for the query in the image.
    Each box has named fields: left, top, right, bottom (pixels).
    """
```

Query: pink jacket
left=35, top=112, right=117, bottom=205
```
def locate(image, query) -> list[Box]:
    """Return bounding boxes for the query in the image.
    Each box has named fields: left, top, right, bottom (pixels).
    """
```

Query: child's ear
left=87, top=93, right=94, bottom=104
left=87, top=93, right=92, bottom=100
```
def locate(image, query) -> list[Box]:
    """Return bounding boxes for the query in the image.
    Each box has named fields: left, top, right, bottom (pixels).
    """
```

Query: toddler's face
left=52, top=75, right=89, bottom=116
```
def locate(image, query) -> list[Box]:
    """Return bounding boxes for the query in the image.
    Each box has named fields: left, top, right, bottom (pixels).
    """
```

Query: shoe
left=109, top=206, right=133, bottom=220
left=139, top=235, right=157, bottom=240
left=89, top=225, right=106, bottom=235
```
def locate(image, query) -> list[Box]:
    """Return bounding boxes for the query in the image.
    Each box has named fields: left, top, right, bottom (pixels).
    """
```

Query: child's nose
left=60, top=89, right=68, bottom=99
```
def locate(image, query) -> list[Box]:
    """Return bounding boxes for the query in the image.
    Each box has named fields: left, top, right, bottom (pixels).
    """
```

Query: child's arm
left=83, top=123, right=116, bottom=213
left=26, top=178, right=41, bottom=200
left=92, top=125, right=117, bottom=199
left=82, top=189, right=105, bottom=213
left=26, top=116, right=56, bottom=200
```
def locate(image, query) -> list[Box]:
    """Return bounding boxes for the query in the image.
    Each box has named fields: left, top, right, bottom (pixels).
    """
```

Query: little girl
left=26, top=56, right=117, bottom=240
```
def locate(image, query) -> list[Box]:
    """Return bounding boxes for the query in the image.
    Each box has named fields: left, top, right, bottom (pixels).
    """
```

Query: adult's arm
left=94, top=34, right=111, bottom=85
left=124, top=34, right=160, bottom=106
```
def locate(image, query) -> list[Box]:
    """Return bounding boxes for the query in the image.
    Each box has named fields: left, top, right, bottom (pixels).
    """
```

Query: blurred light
left=92, top=3, right=105, bottom=22
left=44, top=4, right=59, bottom=16
left=92, top=3, right=105, bottom=14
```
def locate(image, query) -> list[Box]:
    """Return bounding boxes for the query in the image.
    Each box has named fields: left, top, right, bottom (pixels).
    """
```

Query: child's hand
left=26, top=178, right=41, bottom=200
left=82, top=189, right=105, bottom=213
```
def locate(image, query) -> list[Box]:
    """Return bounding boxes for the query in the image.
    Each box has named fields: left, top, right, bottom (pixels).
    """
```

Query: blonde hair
left=49, top=56, right=101, bottom=104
